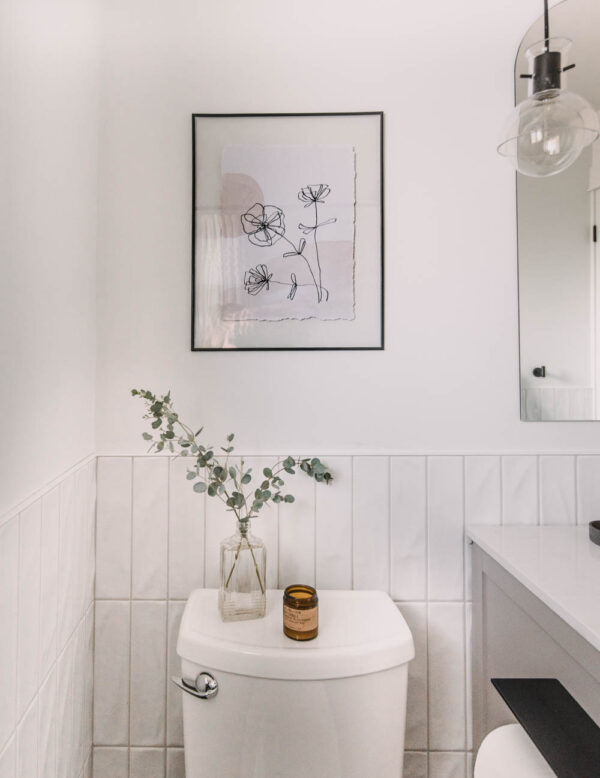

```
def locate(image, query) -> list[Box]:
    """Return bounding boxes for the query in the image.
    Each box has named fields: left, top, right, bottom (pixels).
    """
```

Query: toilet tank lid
left=177, top=589, right=414, bottom=680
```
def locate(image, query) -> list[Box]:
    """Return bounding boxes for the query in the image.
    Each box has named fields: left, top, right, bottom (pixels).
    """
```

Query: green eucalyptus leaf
left=142, top=432, right=152, bottom=441
left=284, top=494, right=295, bottom=503
left=241, top=473, right=252, bottom=485
left=263, top=468, right=273, bottom=478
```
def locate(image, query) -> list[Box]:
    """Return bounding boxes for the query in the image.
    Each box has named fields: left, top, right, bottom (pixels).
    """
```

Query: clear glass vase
left=219, top=519, right=266, bottom=622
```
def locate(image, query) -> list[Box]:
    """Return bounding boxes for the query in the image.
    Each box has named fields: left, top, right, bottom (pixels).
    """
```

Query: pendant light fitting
left=497, top=0, right=599, bottom=178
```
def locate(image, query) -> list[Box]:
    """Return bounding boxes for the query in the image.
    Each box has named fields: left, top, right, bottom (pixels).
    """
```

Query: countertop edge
left=466, top=525, right=600, bottom=654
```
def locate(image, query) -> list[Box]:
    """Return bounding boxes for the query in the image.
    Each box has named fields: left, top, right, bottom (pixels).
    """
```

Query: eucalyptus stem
left=224, top=528, right=265, bottom=595
left=131, top=388, right=333, bottom=541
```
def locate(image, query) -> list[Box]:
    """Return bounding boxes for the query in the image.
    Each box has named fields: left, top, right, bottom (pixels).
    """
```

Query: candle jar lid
left=283, top=584, right=318, bottom=606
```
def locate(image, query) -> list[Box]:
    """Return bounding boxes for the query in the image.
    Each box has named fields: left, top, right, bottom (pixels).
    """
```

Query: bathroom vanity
left=468, top=525, right=600, bottom=754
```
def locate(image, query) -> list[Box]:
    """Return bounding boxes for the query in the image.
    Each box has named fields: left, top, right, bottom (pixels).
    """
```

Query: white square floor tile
left=130, top=747, right=165, bottom=778
left=166, top=748, right=185, bottom=778
left=428, top=751, right=466, bottom=778
left=92, top=747, right=128, bottom=778
left=404, top=751, right=428, bottom=778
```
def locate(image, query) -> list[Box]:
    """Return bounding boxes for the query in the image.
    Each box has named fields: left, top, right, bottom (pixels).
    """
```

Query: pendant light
left=497, top=0, right=599, bottom=177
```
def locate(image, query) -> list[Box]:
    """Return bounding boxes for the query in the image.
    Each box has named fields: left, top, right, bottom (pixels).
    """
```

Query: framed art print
left=191, top=112, right=383, bottom=350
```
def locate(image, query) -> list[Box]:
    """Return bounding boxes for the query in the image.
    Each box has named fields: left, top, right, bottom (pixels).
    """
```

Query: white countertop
left=467, top=525, right=600, bottom=653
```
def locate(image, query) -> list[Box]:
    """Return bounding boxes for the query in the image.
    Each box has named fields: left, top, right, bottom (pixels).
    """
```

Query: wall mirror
left=517, top=0, right=600, bottom=420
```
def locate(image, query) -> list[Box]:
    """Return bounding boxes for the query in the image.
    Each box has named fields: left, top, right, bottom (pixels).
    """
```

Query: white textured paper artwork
left=218, top=145, right=356, bottom=321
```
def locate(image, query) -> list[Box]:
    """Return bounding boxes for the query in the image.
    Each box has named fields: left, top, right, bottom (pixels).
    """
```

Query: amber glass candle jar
left=283, top=585, right=319, bottom=641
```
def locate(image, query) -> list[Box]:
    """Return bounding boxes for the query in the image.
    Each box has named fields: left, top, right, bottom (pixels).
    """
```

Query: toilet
left=175, top=588, right=414, bottom=778
left=475, top=724, right=557, bottom=777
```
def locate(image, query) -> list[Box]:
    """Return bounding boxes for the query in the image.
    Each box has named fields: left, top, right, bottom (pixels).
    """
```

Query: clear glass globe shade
left=497, top=89, right=599, bottom=177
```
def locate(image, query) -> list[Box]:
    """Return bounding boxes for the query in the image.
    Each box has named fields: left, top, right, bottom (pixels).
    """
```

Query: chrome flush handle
left=172, top=672, right=219, bottom=699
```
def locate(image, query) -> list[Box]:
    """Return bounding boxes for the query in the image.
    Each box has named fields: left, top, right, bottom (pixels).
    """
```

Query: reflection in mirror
left=517, top=0, right=600, bottom=419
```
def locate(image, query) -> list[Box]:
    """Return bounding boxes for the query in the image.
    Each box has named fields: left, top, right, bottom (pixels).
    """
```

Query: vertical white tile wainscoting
left=93, top=453, right=595, bottom=778
left=0, top=458, right=96, bottom=778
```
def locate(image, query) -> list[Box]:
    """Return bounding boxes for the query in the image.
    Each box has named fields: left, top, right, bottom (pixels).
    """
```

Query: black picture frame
left=191, top=111, right=384, bottom=351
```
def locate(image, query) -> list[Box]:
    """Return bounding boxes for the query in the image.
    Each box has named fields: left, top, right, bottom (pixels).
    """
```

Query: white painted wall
left=0, top=0, right=99, bottom=515
left=96, top=0, right=600, bottom=454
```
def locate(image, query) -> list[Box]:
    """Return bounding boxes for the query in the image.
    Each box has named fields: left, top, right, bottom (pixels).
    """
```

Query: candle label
left=283, top=605, right=318, bottom=632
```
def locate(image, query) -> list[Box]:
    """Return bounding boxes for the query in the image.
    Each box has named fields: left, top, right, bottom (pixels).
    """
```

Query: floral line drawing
left=240, top=184, right=336, bottom=304
left=243, top=264, right=272, bottom=296
left=243, top=265, right=328, bottom=302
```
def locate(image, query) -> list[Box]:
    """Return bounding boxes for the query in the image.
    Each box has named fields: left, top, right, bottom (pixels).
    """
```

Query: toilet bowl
left=475, top=724, right=557, bottom=777
left=175, top=589, right=414, bottom=778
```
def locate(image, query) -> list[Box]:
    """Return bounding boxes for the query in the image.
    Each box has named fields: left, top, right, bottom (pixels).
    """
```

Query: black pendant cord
left=544, top=0, right=550, bottom=51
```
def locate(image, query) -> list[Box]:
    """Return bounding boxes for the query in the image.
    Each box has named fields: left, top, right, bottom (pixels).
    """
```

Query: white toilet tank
left=176, top=589, right=414, bottom=778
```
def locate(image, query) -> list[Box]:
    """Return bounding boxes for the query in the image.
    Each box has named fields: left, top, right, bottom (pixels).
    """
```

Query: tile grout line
left=202, top=487, right=207, bottom=590
left=0, top=452, right=97, bottom=532
left=499, top=456, right=505, bottom=526
left=425, top=456, right=430, bottom=760
left=35, top=493, right=42, bottom=778
left=462, top=455, right=468, bottom=754
left=537, top=455, right=542, bottom=526
left=574, top=455, right=580, bottom=525
left=127, top=457, right=134, bottom=776
left=350, top=457, right=355, bottom=590
left=164, top=459, right=171, bottom=768
left=90, top=456, right=98, bottom=772
left=388, top=456, right=392, bottom=596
